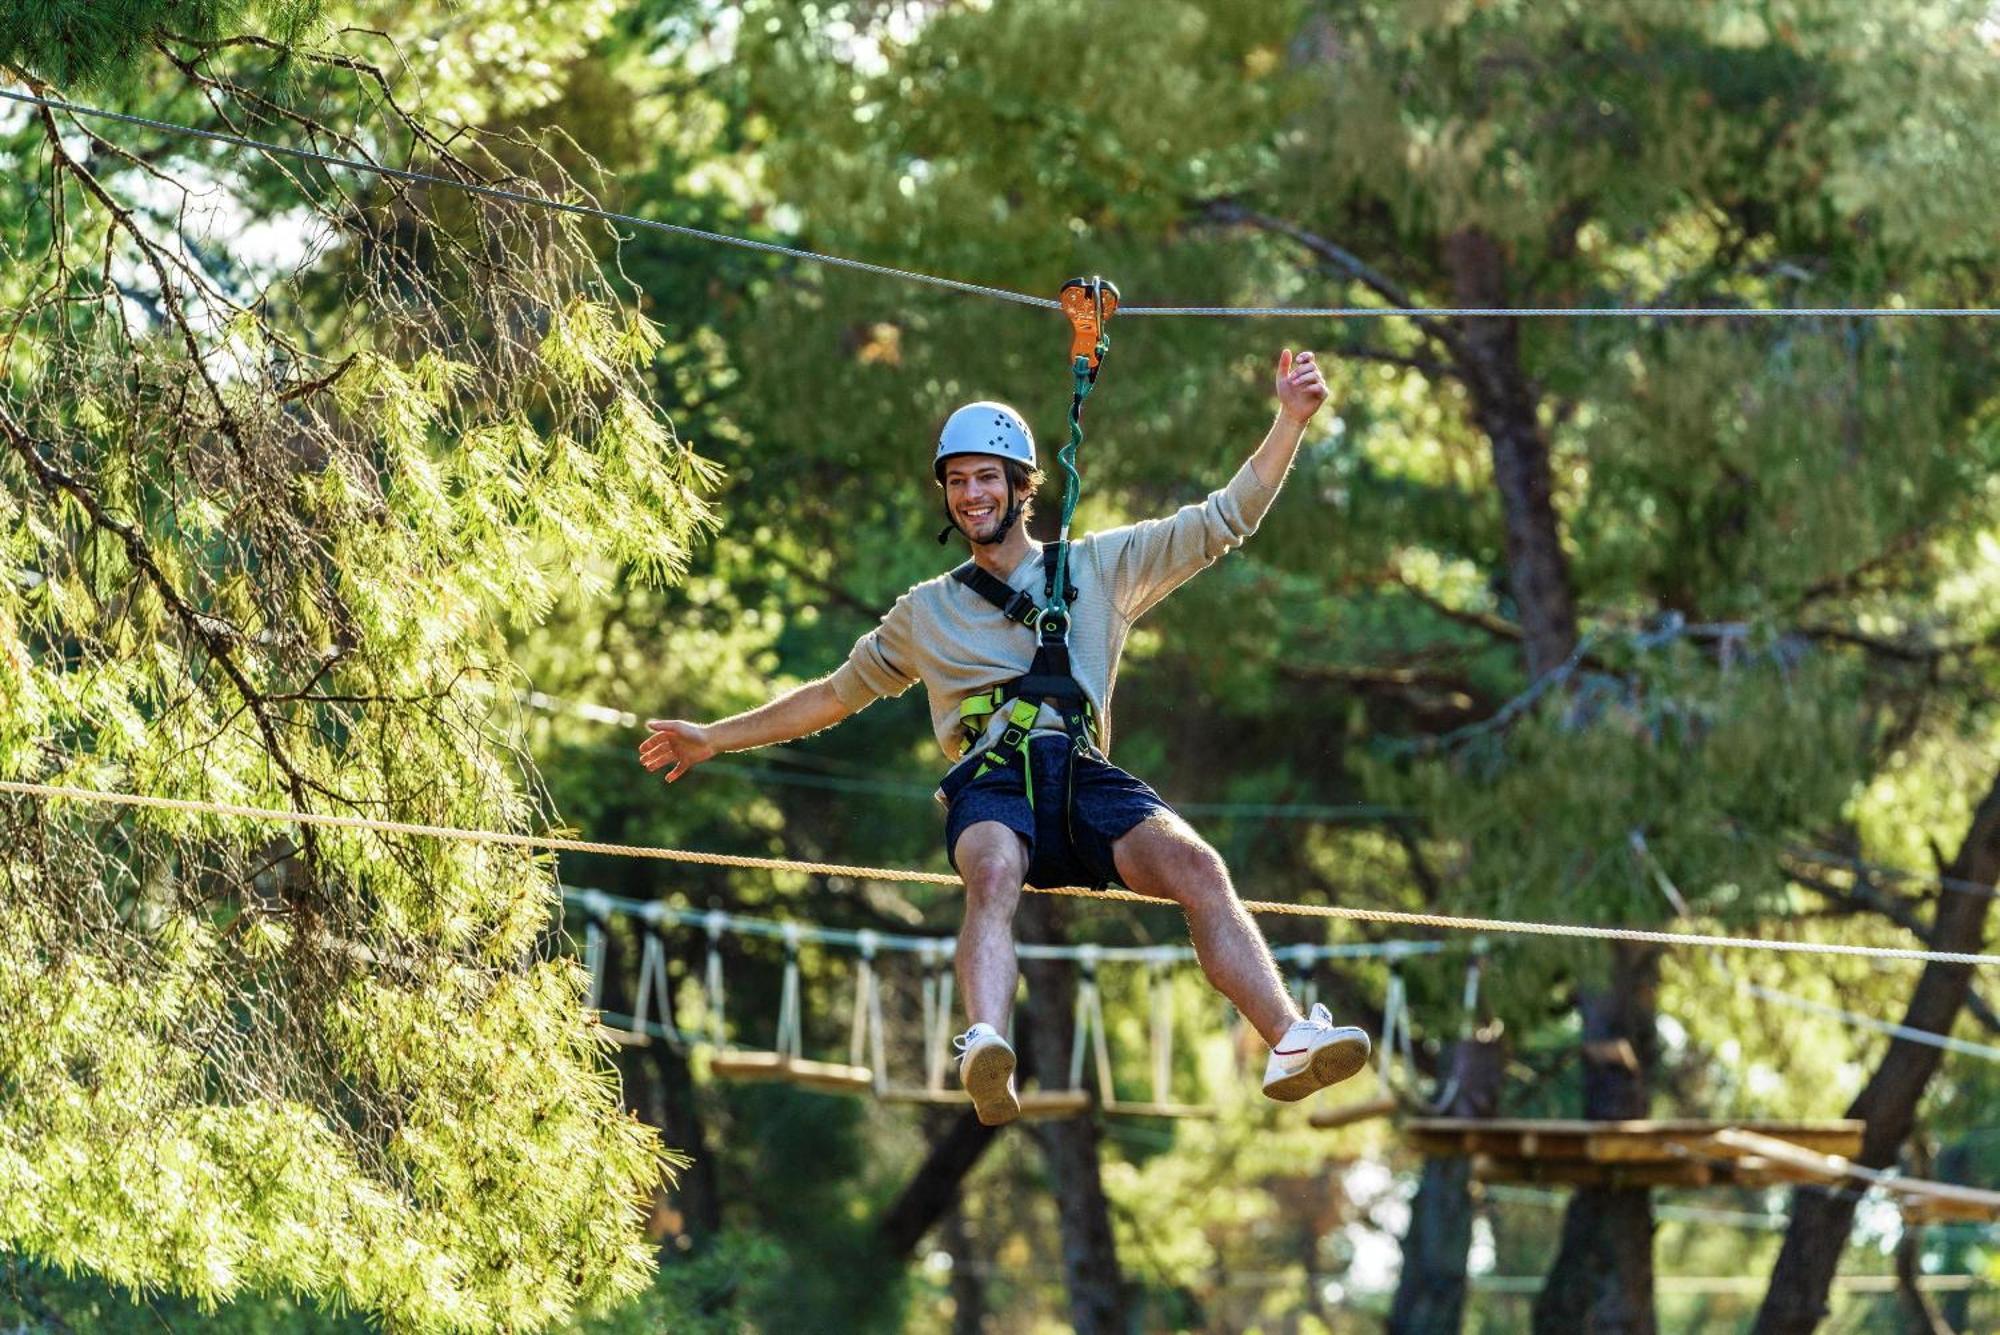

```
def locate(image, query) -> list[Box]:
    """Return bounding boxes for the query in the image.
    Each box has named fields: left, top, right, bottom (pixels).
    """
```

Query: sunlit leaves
left=0, top=4, right=715, bottom=1328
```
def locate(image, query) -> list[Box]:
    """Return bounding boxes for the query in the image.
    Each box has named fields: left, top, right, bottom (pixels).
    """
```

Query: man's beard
left=958, top=501, right=1013, bottom=541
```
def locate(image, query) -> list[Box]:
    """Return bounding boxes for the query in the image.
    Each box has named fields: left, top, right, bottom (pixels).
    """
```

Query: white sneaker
left=1261, top=1003, right=1371, bottom=1103
left=954, top=1023, right=1021, bottom=1126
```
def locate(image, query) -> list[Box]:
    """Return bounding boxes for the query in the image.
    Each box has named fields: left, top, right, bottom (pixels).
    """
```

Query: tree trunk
left=942, top=1205, right=988, bottom=1335
left=1893, top=1219, right=1952, bottom=1335
left=1753, top=771, right=2000, bottom=1334
left=640, top=1033, right=723, bottom=1245
left=1018, top=894, right=1130, bottom=1334
left=1934, top=1141, right=1976, bottom=1333
left=1443, top=227, right=1660, bottom=1332
left=1444, top=226, right=1579, bottom=679
left=1533, top=942, right=1663, bottom=1335
left=877, top=1108, right=1000, bottom=1259
left=1389, top=1026, right=1506, bottom=1335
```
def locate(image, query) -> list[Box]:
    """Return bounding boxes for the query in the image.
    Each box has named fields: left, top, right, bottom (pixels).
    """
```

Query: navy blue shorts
left=939, top=735, right=1173, bottom=890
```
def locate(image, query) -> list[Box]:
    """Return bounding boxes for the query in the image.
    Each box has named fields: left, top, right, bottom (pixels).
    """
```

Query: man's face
left=942, top=456, right=1021, bottom=542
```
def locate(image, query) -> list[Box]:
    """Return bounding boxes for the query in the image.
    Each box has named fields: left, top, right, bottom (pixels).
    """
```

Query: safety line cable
left=6, top=88, right=1996, bottom=321
left=0, top=89, right=1055, bottom=313
left=1739, top=982, right=2000, bottom=1064
left=7, top=779, right=1999, bottom=967
left=562, top=886, right=1450, bottom=964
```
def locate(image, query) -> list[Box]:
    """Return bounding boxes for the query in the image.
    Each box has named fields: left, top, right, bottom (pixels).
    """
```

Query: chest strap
left=949, top=548, right=1098, bottom=788
left=949, top=545, right=1078, bottom=632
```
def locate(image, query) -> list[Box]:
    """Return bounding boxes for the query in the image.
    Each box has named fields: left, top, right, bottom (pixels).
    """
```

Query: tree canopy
left=4, top=0, right=1999, bottom=1330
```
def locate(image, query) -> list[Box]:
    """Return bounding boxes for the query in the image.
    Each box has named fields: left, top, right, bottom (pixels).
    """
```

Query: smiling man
left=640, top=349, right=1369, bottom=1125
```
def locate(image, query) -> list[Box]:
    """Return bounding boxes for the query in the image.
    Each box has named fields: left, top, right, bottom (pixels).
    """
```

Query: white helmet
left=934, top=401, right=1035, bottom=480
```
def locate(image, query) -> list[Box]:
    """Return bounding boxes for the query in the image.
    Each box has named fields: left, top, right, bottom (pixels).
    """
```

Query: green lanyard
left=1046, top=276, right=1117, bottom=620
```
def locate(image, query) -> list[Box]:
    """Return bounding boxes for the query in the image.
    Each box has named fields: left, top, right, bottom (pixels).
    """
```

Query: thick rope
left=6, top=88, right=1995, bottom=321
left=6, top=779, right=1998, bottom=967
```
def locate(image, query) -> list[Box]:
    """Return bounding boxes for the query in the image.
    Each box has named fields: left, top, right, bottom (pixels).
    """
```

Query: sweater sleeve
left=1099, top=459, right=1283, bottom=621
left=827, top=590, right=922, bottom=710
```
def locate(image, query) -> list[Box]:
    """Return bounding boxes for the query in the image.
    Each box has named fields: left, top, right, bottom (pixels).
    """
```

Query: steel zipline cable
left=4, top=87, right=1997, bottom=321
left=7, top=779, right=2000, bottom=968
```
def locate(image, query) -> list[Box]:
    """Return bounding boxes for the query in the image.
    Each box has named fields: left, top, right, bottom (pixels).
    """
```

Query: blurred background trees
left=4, top=0, right=1998, bottom=1329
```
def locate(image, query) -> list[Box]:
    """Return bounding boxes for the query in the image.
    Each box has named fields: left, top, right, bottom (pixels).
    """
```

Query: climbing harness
left=942, top=277, right=1118, bottom=831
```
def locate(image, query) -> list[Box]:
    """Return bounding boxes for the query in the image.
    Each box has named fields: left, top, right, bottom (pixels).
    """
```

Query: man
left=640, top=348, right=1369, bottom=1126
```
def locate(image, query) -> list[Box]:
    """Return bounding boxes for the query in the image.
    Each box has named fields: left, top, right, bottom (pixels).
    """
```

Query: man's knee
left=1119, top=814, right=1233, bottom=905
left=955, top=822, right=1027, bottom=902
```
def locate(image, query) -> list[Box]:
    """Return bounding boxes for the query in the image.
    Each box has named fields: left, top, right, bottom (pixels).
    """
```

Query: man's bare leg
left=951, top=820, right=1029, bottom=1124
left=952, top=819, right=1029, bottom=1028
left=1111, top=812, right=1299, bottom=1046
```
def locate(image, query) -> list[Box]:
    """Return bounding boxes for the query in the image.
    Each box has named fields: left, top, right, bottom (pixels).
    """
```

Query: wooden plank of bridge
left=709, top=1051, right=876, bottom=1095
left=877, top=1087, right=973, bottom=1108
left=1015, top=1091, right=1093, bottom=1121
left=1309, top=1094, right=1399, bottom=1131
left=1105, top=1101, right=1217, bottom=1121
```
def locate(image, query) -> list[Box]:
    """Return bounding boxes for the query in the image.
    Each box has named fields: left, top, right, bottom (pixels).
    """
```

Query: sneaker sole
left=962, top=1043, right=1020, bottom=1126
left=1263, top=1027, right=1372, bottom=1103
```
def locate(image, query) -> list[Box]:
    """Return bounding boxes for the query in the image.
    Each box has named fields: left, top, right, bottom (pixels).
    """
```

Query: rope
left=7, top=88, right=1996, bottom=321
left=8, top=779, right=2000, bottom=967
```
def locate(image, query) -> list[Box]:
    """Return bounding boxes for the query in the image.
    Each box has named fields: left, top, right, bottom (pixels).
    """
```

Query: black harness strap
left=950, top=561, right=1048, bottom=631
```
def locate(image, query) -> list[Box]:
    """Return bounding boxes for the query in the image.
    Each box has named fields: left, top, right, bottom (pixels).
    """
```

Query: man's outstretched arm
left=1105, top=348, right=1332, bottom=621
left=639, top=677, right=856, bottom=784
left=1250, top=348, right=1329, bottom=487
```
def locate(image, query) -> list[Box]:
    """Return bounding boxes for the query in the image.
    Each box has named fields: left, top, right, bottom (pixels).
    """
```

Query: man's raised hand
left=1276, top=348, right=1329, bottom=425
left=639, top=719, right=717, bottom=784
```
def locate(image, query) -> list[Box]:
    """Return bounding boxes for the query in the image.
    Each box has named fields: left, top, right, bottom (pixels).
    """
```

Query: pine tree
left=1, top=8, right=718, bottom=1328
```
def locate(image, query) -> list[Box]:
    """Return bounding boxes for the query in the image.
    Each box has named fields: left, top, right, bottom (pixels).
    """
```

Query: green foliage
left=8, top=0, right=2000, bottom=1325
left=0, top=9, right=718, bottom=1331
left=543, top=1, right=2000, bottom=1318
left=0, top=0, right=320, bottom=86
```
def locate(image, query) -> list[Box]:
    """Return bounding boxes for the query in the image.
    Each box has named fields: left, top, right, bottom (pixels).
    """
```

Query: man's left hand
left=1275, top=348, right=1328, bottom=425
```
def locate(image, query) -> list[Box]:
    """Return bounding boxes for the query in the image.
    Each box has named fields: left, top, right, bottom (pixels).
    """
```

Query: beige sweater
left=828, top=460, right=1283, bottom=763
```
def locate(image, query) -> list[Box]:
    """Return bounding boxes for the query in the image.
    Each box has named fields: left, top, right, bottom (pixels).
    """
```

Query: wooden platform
left=708, top=1051, right=876, bottom=1094
left=1406, top=1118, right=1870, bottom=1190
